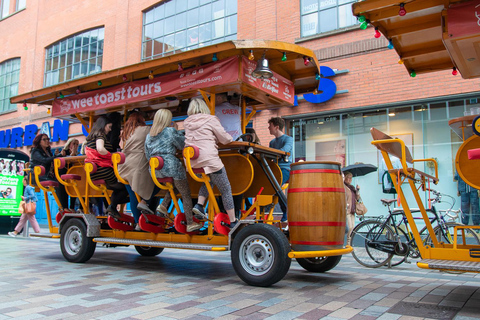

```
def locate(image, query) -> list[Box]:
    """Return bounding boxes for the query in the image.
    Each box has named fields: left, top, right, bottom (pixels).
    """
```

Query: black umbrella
left=342, top=163, right=377, bottom=177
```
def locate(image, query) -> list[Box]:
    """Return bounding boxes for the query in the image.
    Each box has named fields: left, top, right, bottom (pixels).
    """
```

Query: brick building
left=1, top=0, right=479, bottom=221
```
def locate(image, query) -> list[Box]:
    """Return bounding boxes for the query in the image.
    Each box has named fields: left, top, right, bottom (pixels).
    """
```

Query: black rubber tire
left=296, top=255, right=342, bottom=273
left=60, top=218, right=96, bottom=263
left=134, top=246, right=164, bottom=256
left=387, top=227, right=410, bottom=267
left=350, top=220, right=394, bottom=268
left=231, top=223, right=291, bottom=287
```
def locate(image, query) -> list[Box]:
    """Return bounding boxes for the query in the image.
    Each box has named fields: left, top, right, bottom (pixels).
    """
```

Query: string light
left=358, top=15, right=366, bottom=23
left=360, top=19, right=369, bottom=30
left=59, top=92, right=64, bottom=99
left=374, top=27, right=381, bottom=38
left=122, top=74, right=128, bottom=81
left=23, top=102, right=28, bottom=111
left=398, top=57, right=404, bottom=64
left=76, top=87, right=81, bottom=94
left=303, top=56, right=310, bottom=66
left=177, top=63, right=183, bottom=72
left=47, top=108, right=51, bottom=114
left=248, top=50, right=254, bottom=60
left=148, top=71, right=154, bottom=79
left=452, top=67, right=458, bottom=76
left=315, top=73, right=321, bottom=80
left=281, top=52, right=287, bottom=62
left=398, top=3, right=407, bottom=16
left=212, top=53, right=218, bottom=62
left=97, top=81, right=102, bottom=86
left=388, top=39, right=394, bottom=49
left=313, top=88, right=319, bottom=94
left=410, top=70, right=416, bottom=78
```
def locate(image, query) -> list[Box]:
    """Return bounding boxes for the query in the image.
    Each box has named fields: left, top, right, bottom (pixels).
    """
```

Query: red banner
left=447, top=0, right=480, bottom=38
left=240, top=56, right=294, bottom=105
left=52, top=56, right=240, bottom=116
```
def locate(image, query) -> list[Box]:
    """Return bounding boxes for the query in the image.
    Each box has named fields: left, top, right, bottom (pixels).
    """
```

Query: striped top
left=86, top=134, right=117, bottom=184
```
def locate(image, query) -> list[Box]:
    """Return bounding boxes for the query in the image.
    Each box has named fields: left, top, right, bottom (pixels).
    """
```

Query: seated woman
left=85, top=116, right=129, bottom=219
left=145, top=109, right=202, bottom=232
left=63, top=138, right=80, bottom=156
left=184, top=98, right=237, bottom=228
left=30, top=133, right=69, bottom=210
left=118, top=111, right=156, bottom=223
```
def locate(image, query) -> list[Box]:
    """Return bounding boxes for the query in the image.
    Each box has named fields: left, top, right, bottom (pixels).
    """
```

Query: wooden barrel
left=287, top=161, right=346, bottom=251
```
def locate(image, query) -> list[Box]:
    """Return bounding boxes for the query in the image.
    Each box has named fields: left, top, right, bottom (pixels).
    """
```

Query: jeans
left=460, top=191, right=480, bottom=225
left=279, top=168, right=290, bottom=221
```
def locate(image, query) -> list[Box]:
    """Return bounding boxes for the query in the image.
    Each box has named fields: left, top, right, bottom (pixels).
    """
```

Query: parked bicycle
left=350, top=189, right=480, bottom=268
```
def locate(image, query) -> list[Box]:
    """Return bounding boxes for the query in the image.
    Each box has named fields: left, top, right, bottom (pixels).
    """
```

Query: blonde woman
left=63, top=138, right=80, bottom=156
left=184, top=98, right=237, bottom=228
left=144, top=109, right=202, bottom=232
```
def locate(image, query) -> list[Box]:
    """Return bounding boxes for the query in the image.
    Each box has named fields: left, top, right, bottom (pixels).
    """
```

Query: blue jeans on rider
left=460, top=191, right=480, bottom=225
left=125, top=185, right=160, bottom=223
left=280, top=168, right=290, bottom=221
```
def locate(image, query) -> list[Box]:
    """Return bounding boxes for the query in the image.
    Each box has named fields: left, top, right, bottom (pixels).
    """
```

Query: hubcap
left=65, top=226, right=82, bottom=256
left=239, top=235, right=274, bottom=276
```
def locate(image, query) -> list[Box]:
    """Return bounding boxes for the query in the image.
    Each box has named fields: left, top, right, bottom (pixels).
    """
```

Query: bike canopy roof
left=352, top=0, right=480, bottom=79
left=12, top=40, right=321, bottom=123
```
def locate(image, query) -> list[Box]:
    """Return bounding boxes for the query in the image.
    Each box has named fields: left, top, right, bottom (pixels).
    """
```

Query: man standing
left=268, top=117, right=293, bottom=222
left=215, top=93, right=242, bottom=140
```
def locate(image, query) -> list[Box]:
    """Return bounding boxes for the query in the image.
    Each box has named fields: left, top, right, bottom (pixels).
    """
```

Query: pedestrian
left=184, top=97, right=237, bottom=228
left=8, top=177, right=41, bottom=237
left=344, top=171, right=360, bottom=245
left=267, top=117, right=293, bottom=222
left=145, top=109, right=202, bottom=232
left=454, top=171, right=480, bottom=225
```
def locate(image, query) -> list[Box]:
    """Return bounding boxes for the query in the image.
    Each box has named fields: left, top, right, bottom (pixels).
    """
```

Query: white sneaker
left=156, top=204, right=168, bottom=217
left=186, top=222, right=203, bottom=232
left=8, top=231, right=17, bottom=237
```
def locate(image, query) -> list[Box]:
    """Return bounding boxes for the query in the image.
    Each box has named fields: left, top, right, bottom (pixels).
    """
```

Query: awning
left=11, top=40, right=321, bottom=117
left=352, top=0, right=480, bottom=79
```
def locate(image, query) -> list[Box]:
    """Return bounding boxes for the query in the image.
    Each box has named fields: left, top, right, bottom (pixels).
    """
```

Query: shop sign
left=448, top=0, right=480, bottom=38
left=52, top=56, right=240, bottom=117
left=0, top=149, right=29, bottom=216
left=0, top=120, right=69, bottom=148
left=294, top=66, right=337, bottom=106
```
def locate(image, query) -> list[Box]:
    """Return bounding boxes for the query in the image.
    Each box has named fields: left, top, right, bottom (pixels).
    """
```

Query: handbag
left=18, top=200, right=26, bottom=214
left=25, top=201, right=37, bottom=214
left=356, top=198, right=368, bottom=216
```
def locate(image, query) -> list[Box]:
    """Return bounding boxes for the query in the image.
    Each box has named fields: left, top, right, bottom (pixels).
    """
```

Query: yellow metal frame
left=84, top=162, right=111, bottom=206
left=372, top=130, right=480, bottom=267
left=53, top=158, right=88, bottom=213
left=33, top=166, right=59, bottom=234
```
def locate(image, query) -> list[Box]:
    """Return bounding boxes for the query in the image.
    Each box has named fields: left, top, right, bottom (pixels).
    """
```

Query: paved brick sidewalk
left=1, top=234, right=479, bottom=320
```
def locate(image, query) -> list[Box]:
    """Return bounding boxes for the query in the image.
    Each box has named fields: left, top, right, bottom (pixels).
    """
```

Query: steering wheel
left=235, top=133, right=255, bottom=142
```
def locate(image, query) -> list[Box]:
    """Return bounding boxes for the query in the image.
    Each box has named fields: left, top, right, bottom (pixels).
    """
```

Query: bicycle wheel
left=387, top=227, right=410, bottom=267
left=425, top=223, right=480, bottom=246
left=350, top=220, right=395, bottom=268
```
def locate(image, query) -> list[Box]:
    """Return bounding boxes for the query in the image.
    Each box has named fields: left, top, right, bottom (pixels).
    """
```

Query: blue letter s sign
left=303, top=66, right=337, bottom=104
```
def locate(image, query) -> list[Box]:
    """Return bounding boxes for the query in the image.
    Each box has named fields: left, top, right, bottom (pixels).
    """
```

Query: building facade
left=1, top=0, right=479, bottom=223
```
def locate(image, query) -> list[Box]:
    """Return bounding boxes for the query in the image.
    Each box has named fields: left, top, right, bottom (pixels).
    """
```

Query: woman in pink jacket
left=184, top=98, right=237, bottom=228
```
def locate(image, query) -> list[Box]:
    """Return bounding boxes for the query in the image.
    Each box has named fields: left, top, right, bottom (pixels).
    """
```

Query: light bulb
left=410, top=70, right=416, bottom=78
left=248, top=50, right=254, bottom=60
left=452, top=67, right=458, bottom=76
left=303, top=56, right=310, bottom=66
left=212, top=53, right=218, bottom=62
left=398, top=3, right=407, bottom=16
left=388, top=40, right=394, bottom=49
left=177, top=63, right=183, bottom=71
left=281, top=52, right=287, bottom=62
left=358, top=15, right=366, bottom=23
left=122, top=74, right=128, bottom=81
left=148, top=71, right=154, bottom=79
left=374, top=28, right=381, bottom=38
left=360, top=21, right=368, bottom=30
left=97, top=81, right=102, bottom=86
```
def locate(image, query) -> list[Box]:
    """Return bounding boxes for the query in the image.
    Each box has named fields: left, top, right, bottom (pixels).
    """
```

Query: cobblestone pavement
left=1, top=234, right=480, bottom=320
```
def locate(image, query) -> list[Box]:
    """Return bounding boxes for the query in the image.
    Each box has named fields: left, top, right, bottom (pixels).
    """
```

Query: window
left=300, top=0, right=357, bottom=37
left=16, top=0, right=25, bottom=11
left=142, top=0, right=237, bottom=60
left=1, top=0, right=10, bottom=18
left=44, top=27, right=104, bottom=87
left=0, top=58, right=21, bottom=114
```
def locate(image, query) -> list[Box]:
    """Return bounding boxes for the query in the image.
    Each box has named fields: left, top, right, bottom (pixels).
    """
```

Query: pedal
left=470, top=249, right=480, bottom=258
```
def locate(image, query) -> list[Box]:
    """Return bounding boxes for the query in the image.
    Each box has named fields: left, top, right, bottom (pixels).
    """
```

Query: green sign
left=0, top=149, right=29, bottom=216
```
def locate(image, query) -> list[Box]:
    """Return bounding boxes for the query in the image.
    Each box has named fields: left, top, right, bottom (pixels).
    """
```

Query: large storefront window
left=142, top=0, right=237, bottom=60
left=44, top=28, right=104, bottom=87
left=290, top=97, right=480, bottom=218
left=0, top=58, right=20, bottom=114
left=300, top=0, right=357, bottom=37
